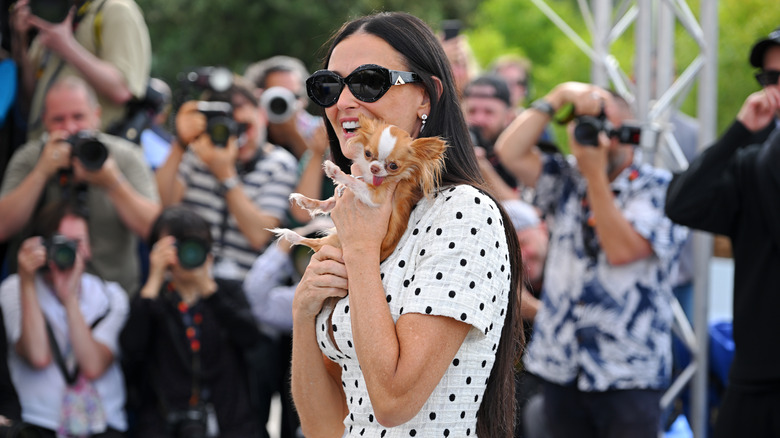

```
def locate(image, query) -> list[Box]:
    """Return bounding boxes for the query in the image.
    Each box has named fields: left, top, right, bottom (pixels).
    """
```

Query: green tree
left=136, top=0, right=478, bottom=88
left=466, top=0, right=780, bottom=135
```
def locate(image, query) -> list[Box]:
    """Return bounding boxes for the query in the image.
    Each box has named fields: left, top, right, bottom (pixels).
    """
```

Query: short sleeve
left=622, top=168, right=689, bottom=266
left=98, top=0, right=151, bottom=98
left=400, top=186, right=510, bottom=336
left=0, top=276, right=22, bottom=344
left=0, top=142, right=40, bottom=197
left=91, top=280, right=130, bottom=356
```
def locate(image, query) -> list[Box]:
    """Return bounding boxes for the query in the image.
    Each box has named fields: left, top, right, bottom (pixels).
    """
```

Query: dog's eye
left=365, top=150, right=372, bottom=159
left=387, top=162, right=398, bottom=171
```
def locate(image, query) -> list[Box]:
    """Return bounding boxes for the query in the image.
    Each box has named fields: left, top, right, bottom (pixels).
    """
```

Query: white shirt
left=0, top=272, right=129, bottom=431
left=316, top=185, right=511, bottom=437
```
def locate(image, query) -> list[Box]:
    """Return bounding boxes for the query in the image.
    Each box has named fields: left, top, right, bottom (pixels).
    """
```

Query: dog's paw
left=323, top=160, right=341, bottom=180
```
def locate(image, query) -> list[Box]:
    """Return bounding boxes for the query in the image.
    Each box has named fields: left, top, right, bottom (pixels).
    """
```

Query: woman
left=120, top=206, right=261, bottom=438
left=290, top=12, right=523, bottom=438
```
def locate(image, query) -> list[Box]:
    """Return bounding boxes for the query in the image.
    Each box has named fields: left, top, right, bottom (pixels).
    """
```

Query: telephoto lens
left=261, top=86, right=298, bottom=124
left=68, top=131, right=108, bottom=170
left=46, top=235, right=79, bottom=270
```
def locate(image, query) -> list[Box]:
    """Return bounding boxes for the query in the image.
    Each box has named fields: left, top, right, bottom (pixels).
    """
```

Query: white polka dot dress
left=316, top=185, right=511, bottom=437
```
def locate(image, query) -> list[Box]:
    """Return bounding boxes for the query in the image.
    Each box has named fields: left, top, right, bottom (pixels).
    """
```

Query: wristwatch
left=218, top=175, right=240, bottom=194
left=529, top=99, right=556, bottom=118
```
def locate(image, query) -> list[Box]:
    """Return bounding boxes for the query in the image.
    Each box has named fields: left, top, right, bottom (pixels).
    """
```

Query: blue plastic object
left=664, top=414, right=693, bottom=438
left=0, top=59, right=18, bottom=127
left=709, top=320, right=735, bottom=386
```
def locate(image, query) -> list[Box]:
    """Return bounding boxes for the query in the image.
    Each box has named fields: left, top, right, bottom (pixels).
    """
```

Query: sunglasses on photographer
left=755, top=70, right=780, bottom=87
left=306, top=64, right=422, bottom=108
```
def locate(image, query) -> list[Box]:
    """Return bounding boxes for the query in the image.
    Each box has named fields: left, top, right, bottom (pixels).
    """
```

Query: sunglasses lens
left=347, top=68, right=389, bottom=102
left=308, top=73, right=343, bottom=107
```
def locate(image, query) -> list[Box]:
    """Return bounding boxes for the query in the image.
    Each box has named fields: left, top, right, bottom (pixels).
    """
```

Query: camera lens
left=573, top=116, right=603, bottom=146
left=76, top=140, right=108, bottom=170
left=269, top=96, right=288, bottom=117
left=177, top=238, right=208, bottom=270
left=48, top=236, right=77, bottom=270
left=261, top=87, right=297, bottom=124
left=206, top=116, right=236, bottom=147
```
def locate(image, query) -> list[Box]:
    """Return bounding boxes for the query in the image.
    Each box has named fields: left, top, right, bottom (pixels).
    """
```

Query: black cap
left=750, top=26, right=780, bottom=68
left=463, top=75, right=512, bottom=107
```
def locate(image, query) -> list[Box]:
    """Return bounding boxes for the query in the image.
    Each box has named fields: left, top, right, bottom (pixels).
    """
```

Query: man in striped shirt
left=155, top=74, right=297, bottom=281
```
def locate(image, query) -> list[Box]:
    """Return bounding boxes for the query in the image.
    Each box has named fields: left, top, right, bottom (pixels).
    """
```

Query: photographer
left=0, top=76, right=161, bottom=294
left=495, top=82, right=688, bottom=437
left=120, top=205, right=262, bottom=438
left=0, top=199, right=130, bottom=437
left=665, top=27, right=780, bottom=438
left=155, top=74, right=297, bottom=281
left=244, top=55, right=325, bottom=160
left=10, top=0, right=150, bottom=140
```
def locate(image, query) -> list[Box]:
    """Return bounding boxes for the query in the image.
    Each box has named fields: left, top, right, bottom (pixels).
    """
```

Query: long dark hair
left=317, top=12, right=523, bottom=437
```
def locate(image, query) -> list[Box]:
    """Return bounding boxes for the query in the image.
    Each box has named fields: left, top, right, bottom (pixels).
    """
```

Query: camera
left=179, top=67, right=233, bottom=94
left=167, top=407, right=209, bottom=438
left=442, top=19, right=462, bottom=40
left=196, top=101, right=238, bottom=147
left=107, top=83, right=168, bottom=144
left=66, top=131, right=108, bottom=170
left=573, top=114, right=642, bottom=147
left=45, top=234, right=79, bottom=270
left=176, top=238, right=209, bottom=270
left=261, top=86, right=298, bottom=124
left=29, top=0, right=70, bottom=23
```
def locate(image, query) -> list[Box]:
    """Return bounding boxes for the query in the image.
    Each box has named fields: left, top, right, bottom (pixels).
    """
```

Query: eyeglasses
left=755, top=70, right=780, bottom=87
left=306, top=64, right=421, bottom=108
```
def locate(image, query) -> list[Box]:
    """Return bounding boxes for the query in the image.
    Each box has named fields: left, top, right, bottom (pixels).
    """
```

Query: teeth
left=342, top=121, right=360, bottom=131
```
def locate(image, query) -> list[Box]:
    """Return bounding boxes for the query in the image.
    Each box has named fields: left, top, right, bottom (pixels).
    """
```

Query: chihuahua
left=271, top=114, right=448, bottom=261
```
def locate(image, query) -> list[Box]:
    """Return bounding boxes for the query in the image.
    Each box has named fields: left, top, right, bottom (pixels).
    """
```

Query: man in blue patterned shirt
left=495, top=81, right=688, bottom=438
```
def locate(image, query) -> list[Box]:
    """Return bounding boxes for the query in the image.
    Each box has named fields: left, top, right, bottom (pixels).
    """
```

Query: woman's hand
left=141, top=236, right=177, bottom=299
left=17, top=237, right=47, bottom=283
left=293, top=245, right=349, bottom=321
left=330, top=164, right=398, bottom=255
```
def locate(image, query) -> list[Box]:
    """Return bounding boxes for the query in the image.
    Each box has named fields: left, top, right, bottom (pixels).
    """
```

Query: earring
left=420, top=114, right=428, bottom=133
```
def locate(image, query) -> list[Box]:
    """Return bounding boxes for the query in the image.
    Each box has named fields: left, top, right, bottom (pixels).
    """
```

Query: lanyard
left=168, top=282, right=204, bottom=406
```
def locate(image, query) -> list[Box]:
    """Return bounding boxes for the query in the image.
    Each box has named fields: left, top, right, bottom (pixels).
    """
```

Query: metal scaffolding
left=528, top=0, right=719, bottom=436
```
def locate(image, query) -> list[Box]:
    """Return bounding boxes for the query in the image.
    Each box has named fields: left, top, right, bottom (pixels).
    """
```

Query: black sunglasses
left=755, top=70, right=780, bottom=87
left=306, top=64, right=422, bottom=108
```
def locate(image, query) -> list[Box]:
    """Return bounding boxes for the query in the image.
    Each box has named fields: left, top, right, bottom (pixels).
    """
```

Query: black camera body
left=260, top=87, right=298, bottom=124
left=573, top=114, right=642, bottom=147
left=107, top=84, right=167, bottom=144
left=67, top=131, right=108, bottom=170
left=196, top=101, right=237, bottom=148
left=167, top=406, right=209, bottom=438
left=29, top=0, right=70, bottom=23
left=45, top=234, right=79, bottom=270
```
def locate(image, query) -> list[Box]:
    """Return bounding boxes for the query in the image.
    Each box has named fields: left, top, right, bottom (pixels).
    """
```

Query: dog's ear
left=410, top=137, right=448, bottom=196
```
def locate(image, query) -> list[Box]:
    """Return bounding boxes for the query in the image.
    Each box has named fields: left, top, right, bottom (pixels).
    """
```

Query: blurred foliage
left=137, top=0, right=780, bottom=135
left=466, top=0, right=780, bottom=137
left=136, top=0, right=478, bottom=88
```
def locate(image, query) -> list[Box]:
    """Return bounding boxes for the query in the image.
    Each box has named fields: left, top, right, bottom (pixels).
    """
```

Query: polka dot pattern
left=314, top=185, right=511, bottom=436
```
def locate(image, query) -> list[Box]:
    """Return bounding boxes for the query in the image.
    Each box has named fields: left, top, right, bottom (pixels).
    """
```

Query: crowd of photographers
left=1, top=1, right=780, bottom=437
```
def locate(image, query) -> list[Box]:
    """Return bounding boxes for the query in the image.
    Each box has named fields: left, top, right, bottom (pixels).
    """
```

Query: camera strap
left=44, top=312, right=107, bottom=386
left=164, top=283, right=205, bottom=406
